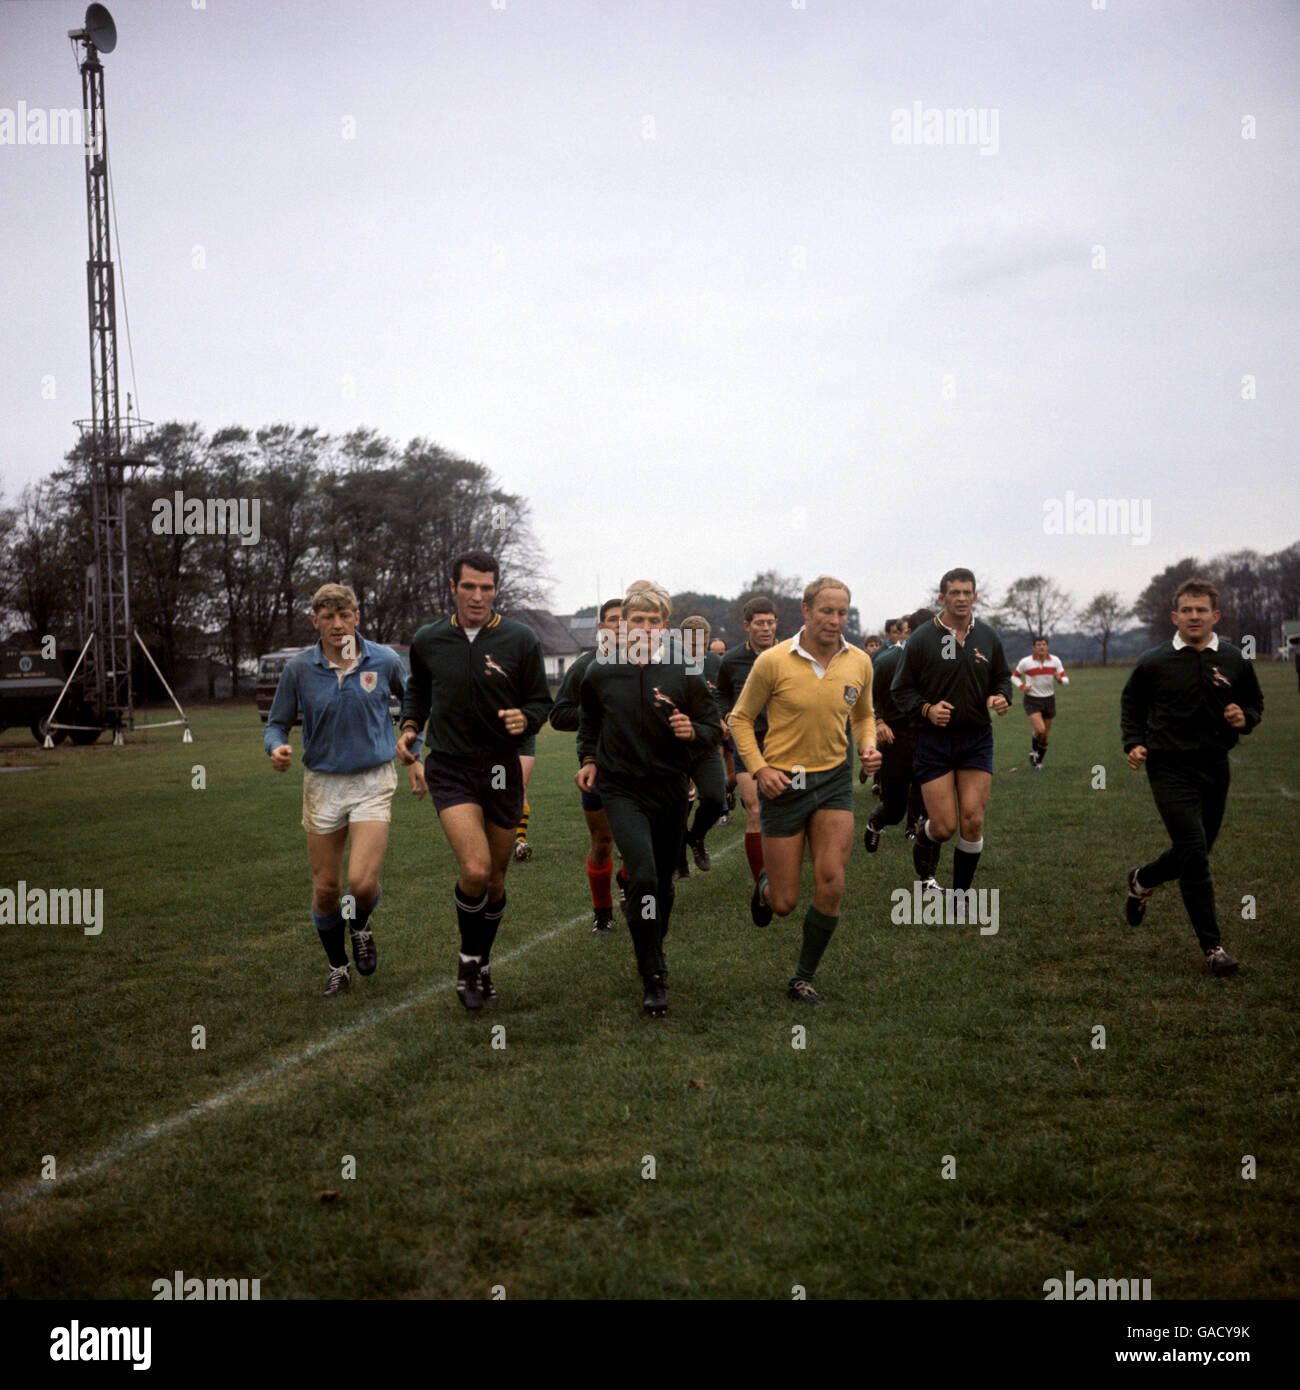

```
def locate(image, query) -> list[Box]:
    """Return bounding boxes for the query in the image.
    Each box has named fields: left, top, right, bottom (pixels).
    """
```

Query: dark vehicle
left=0, top=637, right=102, bottom=745
left=257, top=645, right=411, bottom=722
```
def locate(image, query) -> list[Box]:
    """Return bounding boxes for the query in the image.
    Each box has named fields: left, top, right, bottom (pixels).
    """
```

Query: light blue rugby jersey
left=264, top=636, right=405, bottom=773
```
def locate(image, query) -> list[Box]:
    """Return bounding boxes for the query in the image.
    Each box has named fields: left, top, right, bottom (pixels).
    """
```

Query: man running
left=396, top=552, right=552, bottom=1010
left=1012, top=635, right=1069, bottom=770
left=730, top=576, right=881, bottom=1005
left=718, top=596, right=779, bottom=886
left=1121, top=578, right=1263, bottom=976
left=265, top=584, right=419, bottom=997
left=863, top=607, right=933, bottom=853
left=576, top=583, right=720, bottom=1016
left=677, top=615, right=728, bottom=875
left=550, top=597, right=624, bottom=932
left=891, top=569, right=1012, bottom=895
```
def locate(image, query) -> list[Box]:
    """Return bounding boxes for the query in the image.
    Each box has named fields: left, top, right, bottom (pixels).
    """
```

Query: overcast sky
left=3, top=0, right=1297, bottom=627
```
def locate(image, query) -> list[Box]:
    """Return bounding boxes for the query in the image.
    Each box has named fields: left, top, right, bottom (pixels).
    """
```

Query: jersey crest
left=484, top=653, right=509, bottom=679
left=360, top=671, right=378, bottom=693
left=842, top=684, right=859, bottom=704
left=652, top=686, right=678, bottom=711
left=1210, top=666, right=1232, bottom=688
left=972, top=646, right=988, bottom=665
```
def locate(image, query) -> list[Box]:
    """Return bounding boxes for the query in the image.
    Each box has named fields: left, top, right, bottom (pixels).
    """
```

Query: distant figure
left=1121, top=578, right=1263, bottom=977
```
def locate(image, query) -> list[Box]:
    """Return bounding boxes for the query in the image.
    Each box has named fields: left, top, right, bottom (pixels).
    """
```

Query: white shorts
left=301, top=762, right=398, bottom=835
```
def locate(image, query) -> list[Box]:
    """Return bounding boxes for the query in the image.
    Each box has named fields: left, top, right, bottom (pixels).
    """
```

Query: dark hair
left=906, top=607, right=934, bottom=632
left=1033, top=634, right=1048, bottom=644
left=939, top=567, right=976, bottom=595
left=743, top=596, right=777, bottom=622
left=598, top=597, right=623, bottom=623
left=1173, top=577, right=1219, bottom=609
left=451, top=551, right=499, bottom=587
left=885, top=618, right=902, bottom=634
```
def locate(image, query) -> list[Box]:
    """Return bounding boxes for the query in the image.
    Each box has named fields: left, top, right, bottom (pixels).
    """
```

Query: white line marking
left=0, top=833, right=744, bottom=1215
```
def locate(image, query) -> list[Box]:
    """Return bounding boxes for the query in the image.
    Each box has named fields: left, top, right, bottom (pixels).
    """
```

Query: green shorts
left=759, top=762, right=854, bottom=839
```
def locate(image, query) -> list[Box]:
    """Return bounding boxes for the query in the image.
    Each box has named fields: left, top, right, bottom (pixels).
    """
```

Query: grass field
left=1, top=665, right=1297, bottom=1300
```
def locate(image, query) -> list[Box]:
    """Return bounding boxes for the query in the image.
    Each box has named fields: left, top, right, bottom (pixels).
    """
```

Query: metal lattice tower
left=67, top=6, right=151, bottom=736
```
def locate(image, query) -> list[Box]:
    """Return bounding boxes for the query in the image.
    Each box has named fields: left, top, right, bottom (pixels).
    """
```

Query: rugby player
left=863, top=607, right=933, bottom=853
left=265, top=584, right=420, bottom=997
left=1012, top=636, right=1069, bottom=770
left=396, top=552, right=552, bottom=1010
left=717, top=596, right=779, bottom=884
left=891, top=569, right=1012, bottom=895
left=576, top=583, right=720, bottom=1016
left=677, top=615, right=728, bottom=874
left=513, top=739, right=536, bottom=859
left=730, top=576, right=881, bottom=1005
left=550, top=597, right=624, bottom=932
left=1121, top=579, right=1263, bottom=976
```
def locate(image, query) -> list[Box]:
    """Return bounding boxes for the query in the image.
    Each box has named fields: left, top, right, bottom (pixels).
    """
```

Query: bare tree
left=1077, top=590, right=1132, bottom=664
left=995, top=576, right=1073, bottom=642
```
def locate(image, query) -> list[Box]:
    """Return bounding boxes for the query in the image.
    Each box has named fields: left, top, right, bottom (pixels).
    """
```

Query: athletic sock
left=352, top=884, right=382, bottom=932
left=483, top=894, right=506, bottom=965
left=793, top=906, right=838, bottom=982
left=311, top=903, right=348, bottom=967
left=744, top=831, right=765, bottom=881
left=454, top=884, right=488, bottom=956
left=587, top=856, right=613, bottom=910
left=912, top=819, right=941, bottom=881
left=515, top=801, right=530, bottom=843
left=1037, top=743, right=1048, bottom=765
left=952, top=836, right=983, bottom=891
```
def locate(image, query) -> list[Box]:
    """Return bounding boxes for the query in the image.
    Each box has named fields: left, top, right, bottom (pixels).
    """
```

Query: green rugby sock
left=793, top=906, right=838, bottom=983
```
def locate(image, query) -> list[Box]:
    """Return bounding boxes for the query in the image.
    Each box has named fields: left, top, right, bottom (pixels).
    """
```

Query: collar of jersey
left=311, top=633, right=372, bottom=668
left=791, top=627, right=848, bottom=666
left=451, top=613, right=502, bottom=631
left=1173, top=632, right=1219, bottom=652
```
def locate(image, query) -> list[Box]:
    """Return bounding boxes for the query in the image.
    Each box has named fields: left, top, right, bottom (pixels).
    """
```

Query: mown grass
left=1, top=666, right=1296, bottom=1299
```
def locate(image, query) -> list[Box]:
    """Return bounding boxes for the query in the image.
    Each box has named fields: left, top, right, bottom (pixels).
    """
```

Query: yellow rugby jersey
left=729, top=632, right=875, bottom=774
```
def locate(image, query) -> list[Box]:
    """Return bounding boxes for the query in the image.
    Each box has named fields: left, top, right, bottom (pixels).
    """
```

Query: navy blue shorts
left=1023, top=694, right=1056, bottom=720
left=426, top=749, right=524, bottom=829
left=913, top=724, right=994, bottom=783
left=580, top=782, right=604, bottom=812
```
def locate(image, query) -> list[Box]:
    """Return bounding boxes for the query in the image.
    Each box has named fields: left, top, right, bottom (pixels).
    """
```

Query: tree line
left=0, top=424, right=549, bottom=687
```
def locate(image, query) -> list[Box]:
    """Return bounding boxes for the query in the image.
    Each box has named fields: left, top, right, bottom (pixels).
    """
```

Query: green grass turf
left=0, top=666, right=1296, bottom=1299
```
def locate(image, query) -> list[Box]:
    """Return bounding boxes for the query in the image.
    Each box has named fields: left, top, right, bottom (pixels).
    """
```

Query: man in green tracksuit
left=1120, top=578, right=1263, bottom=976
left=576, top=583, right=721, bottom=1017
left=891, top=569, right=1013, bottom=894
left=397, top=551, right=552, bottom=1011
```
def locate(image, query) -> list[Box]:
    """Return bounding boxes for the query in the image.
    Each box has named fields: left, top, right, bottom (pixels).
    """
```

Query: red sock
left=744, top=832, right=765, bottom=881
left=587, top=856, right=613, bottom=910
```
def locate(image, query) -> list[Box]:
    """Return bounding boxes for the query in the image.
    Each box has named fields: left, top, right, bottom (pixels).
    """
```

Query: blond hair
left=311, top=583, right=358, bottom=613
left=802, top=575, right=851, bottom=606
left=623, top=581, right=672, bottom=621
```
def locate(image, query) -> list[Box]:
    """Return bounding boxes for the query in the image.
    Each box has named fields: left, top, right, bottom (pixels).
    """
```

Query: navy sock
left=483, top=895, right=506, bottom=965
left=454, top=885, right=488, bottom=957
left=353, top=885, right=382, bottom=931
left=312, top=904, right=348, bottom=967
